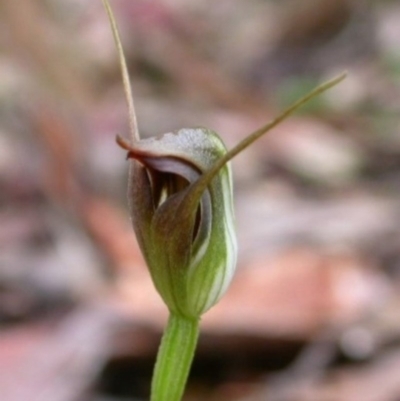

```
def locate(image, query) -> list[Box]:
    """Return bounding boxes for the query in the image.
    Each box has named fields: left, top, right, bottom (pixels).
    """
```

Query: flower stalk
left=151, top=314, right=200, bottom=401
left=101, top=1, right=346, bottom=400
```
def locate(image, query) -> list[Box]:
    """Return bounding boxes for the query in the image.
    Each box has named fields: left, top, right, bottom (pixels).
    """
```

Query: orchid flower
left=102, top=1, right=345, bottom=400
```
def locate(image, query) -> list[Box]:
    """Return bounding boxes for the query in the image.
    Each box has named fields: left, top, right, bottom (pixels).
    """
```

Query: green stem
left=151, top=313, right=200, bottom=401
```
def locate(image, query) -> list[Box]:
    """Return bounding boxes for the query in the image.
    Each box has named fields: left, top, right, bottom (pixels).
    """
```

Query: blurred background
left=1, top=0, right=400, bottom=400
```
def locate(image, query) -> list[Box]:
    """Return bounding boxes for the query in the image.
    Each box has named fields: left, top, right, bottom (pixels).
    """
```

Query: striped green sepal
left=119, top=128, right=237, bottom=318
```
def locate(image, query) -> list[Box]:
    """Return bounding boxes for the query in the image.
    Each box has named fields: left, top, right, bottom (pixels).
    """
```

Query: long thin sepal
left=183, top=72, right=347, bottom=209
left=101, top=0, right=139, bottom=141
